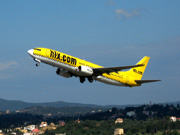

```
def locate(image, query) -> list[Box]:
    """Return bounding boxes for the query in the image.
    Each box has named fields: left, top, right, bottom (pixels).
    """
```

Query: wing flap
left=93, top=64, right=144, bottom=75
left=135, top=80, right=161, bottom=84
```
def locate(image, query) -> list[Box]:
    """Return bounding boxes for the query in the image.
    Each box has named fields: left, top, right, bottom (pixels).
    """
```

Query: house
left=39, top=122, right=47, bottom=128
left=75, top=120, right=81, bottom=124
left=23, top=133, right=32, bottom=135
left=11, top=132, right=16, bottom=135
left=50, top=123, right=55, bottom=126
left=39, top=130, right=45, bottom=135
left=115, top=118, right=123, bottom=124
left=59, top=121, right=65, bottom=126
left=176, top=118, right=180, bottom=121
left=6, top=110, right=10, bottom=114
left=20, top=129, right=28, bottom=134
left=114, top=128, right=124, bottom=135
left=143, top=111, right=149, bottom=116
left=24, top=125, right=36, bottom=131
left=170, top=116, right=180, bottom=122
left=0, top=130, right=5, bottom=135
left=126, top=111, right=135, bottom=117
left=32, top=129, right=39, bottom=135
left=170, top=116, right=177, bottom=122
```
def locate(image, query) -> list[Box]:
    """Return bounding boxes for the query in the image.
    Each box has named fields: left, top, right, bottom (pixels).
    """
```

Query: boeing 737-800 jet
left=28, top=48, right=160, bottom=87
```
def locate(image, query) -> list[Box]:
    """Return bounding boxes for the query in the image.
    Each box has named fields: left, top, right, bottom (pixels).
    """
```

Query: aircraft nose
left=28, top=49, right=34, bottom=56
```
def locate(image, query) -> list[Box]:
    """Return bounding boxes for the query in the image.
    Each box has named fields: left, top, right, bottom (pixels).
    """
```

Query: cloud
left=115, top=9, right=140, bottom=19
left=0, top=61, right=18, bottom=71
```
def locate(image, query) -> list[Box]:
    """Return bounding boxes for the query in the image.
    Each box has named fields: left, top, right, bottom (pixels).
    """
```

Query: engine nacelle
left=78, top=66, right=93, bottom=76
left=56, top=69, right=72, bottom=78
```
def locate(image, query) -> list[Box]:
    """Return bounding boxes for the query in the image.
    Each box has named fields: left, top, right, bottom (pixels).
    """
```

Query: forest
left=0, top=104, right=180, bottom=135
left=44, top=119, right=180, bottom=135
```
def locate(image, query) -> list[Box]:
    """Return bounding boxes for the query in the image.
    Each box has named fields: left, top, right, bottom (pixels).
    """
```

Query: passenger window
left=34, top=48, right=41, bottom=51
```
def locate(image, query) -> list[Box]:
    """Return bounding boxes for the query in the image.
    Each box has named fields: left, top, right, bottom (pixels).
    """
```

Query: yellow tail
left=127, top=56, right=150, bottom=80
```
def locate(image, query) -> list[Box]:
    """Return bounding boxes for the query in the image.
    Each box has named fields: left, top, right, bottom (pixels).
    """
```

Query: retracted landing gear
left=80, top=77, right=85, bottom=83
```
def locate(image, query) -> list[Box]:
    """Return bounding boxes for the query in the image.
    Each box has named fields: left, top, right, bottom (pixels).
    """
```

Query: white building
left=23, top=133, right=32, bottom=135
left=39, top=122, right=48, bottom=127
left=24, top=125, right=36, bottom=131
left=126, top=111, right=135, bottom=117
left=114, top=128, right=124, bottom=135
left=115, top=118, right=123, bottom=124
left=170, top=116, right=180, bottom=122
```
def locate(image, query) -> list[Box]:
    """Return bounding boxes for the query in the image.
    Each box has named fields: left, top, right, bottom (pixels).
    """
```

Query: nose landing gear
left=34, top=58, right=41, bottom=67
left=36, top=63, right=40, bottom=67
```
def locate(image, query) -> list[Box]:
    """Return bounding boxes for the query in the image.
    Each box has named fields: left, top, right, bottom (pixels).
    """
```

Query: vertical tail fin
left=127, top=56, right=150, bottom=80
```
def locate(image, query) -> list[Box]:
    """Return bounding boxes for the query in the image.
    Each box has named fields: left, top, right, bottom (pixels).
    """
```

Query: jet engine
left=56, top=69, right=72, bottom=78
left=78, top=66, right=93, bottom=76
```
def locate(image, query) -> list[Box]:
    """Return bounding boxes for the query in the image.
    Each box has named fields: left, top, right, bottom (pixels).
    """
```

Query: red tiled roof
left=32, top=129, right=39, bottom=133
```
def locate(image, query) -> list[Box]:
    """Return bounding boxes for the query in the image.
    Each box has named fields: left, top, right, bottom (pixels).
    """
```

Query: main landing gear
left=79, top=77, right=93, bottom=83
left=88, top=77, right=93, bottom=83
left=80, top=77, right=85, bottom=83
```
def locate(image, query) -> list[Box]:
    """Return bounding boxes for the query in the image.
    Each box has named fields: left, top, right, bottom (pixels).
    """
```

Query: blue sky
left=0, top=0, right=180, bottom=105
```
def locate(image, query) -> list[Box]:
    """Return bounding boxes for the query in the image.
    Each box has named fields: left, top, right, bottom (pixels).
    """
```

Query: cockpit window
left=34, top=48, right=41, bottom=51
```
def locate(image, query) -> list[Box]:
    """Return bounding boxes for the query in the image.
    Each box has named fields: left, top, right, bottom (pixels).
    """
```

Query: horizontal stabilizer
left=135, top=80, right=161, bottom=84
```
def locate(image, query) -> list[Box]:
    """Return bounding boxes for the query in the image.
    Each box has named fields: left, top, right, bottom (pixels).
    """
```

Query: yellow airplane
left=28, top=47, right=160, bottom=87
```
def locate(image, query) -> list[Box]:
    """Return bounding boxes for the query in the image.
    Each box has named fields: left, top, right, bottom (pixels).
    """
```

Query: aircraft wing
left=93, top=64, right=144, bottom=75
